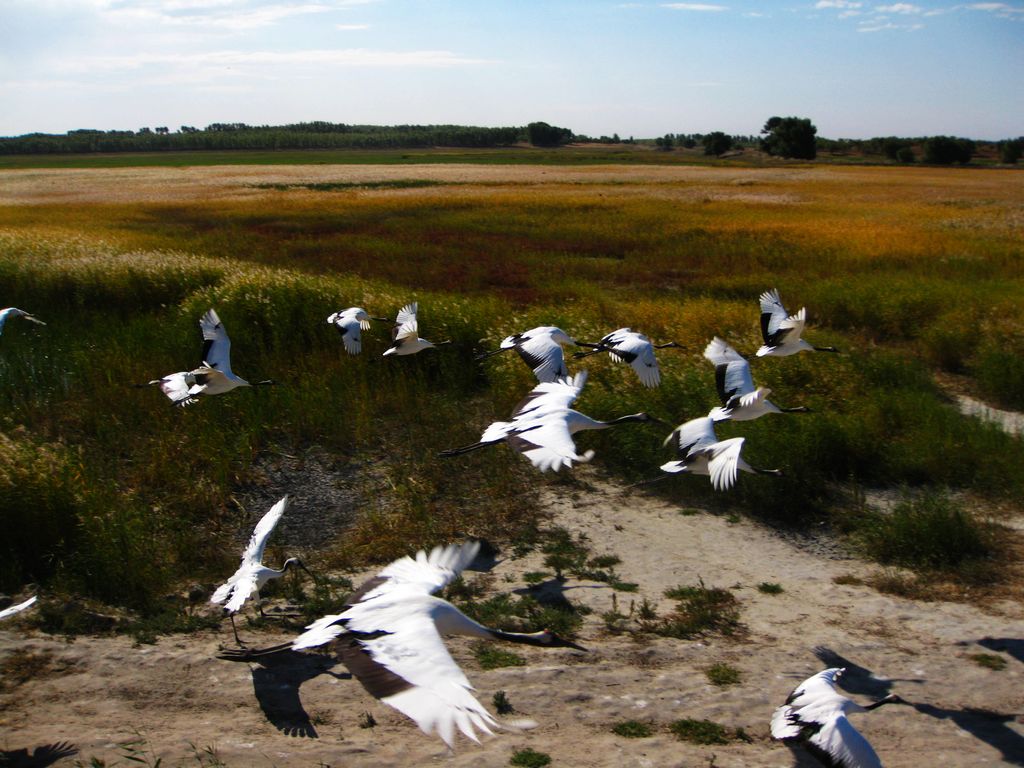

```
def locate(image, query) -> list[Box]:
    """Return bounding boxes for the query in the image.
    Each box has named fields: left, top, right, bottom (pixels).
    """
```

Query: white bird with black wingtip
left=211, top=495, right=313, bottom=645
left=574, top=328, right=683, bottom=388
left=142, top=308, right=276, bottom=406
left=219, top=540, right=583, bottom=748
left=660, top=415, right=781, bottom=490
left=772, top=667, right=905, bottom=768
left=383, top=302, right=449, bottom=356
left=326, top=307, right=389, bottom=355
left=476, top=326, right=576, bottom=383
left=704, top=336, right=810, bottom=421
left=0, top=595, right=37, bottom=620
left=757, top=288, right=839, bottom=357
left=0, top=307, right=46, bottom=337
left=440, top=371, right=667, bottom=472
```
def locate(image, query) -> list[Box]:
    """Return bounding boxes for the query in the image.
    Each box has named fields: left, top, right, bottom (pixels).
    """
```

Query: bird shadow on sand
left=975, top=637, right=1024, bottom=664
left=814, top=646, right=1024, bottom=766
left=0, top=742, right=77, bottom=768
left=812, top=646, right=925, bottom=697
left=247, top=650, right=350, bottom=738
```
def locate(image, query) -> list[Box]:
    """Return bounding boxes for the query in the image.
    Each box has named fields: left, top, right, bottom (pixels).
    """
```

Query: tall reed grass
left=1, top=162, right=1021, bottom=612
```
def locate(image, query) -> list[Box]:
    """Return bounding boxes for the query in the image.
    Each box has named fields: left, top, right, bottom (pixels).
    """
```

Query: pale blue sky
left=1, top=0, right=1021, bottom=140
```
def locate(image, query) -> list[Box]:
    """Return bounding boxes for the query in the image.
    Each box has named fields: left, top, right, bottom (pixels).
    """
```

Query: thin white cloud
left=875, top=3, right=923, bottom=12
left=661, top=3, right=729, bottom=11
left=55, top=49, right=492, bottom=73
left=858, top=19, right=924, bottom=28
left=815, top=1, right=861, bottom=8
left=335, top=23, right=369, bottom=29
left=967, top=2, right=1024, bottom=11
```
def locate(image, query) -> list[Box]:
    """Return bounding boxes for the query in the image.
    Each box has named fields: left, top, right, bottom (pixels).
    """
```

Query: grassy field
left=1, top=161, right=1022, bottom=617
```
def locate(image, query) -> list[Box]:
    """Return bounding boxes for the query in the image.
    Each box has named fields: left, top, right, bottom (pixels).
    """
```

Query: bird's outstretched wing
left=394, top=303, right=419, bottom=338
left=0, top=595, right=37, bottom=620
left=291, top=542, right=481, bottom=650
left=664, top=416, right=718, bottom=455
left=153, top=371, right=199, bottom=406
left=608, top=330, right=660, bottom=388
left=707, top=437, right=745, bottom=491
left=508, top=419, right=594, bottom=472
left=805, top=710, right=883, bottom=768
left=242, top=496, right=289, bottom=567
left=344, top=602, right=497, bottom=747
left=759, top=289, right=789, bottom=345
left=328, top=312, right=363, bottom=354
left=705, top=337, right=754, bottom=404
left=510, top=371, right=587, bottom=420
left=506, top=328, right=569, bottom=383
left=200, top=309, right=232, bottom=373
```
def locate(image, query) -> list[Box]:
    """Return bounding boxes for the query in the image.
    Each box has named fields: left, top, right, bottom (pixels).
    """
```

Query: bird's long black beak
left=475, top=348, right=503, bottom=361
left=372, top=317, right=390, bottom=322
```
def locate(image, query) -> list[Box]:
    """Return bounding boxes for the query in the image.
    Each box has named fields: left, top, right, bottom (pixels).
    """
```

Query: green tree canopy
left=702, top=131, right=733, bottom=157
left=759, top=116, right=817, bottom=160
left=526, top=121, right=573, bottom=147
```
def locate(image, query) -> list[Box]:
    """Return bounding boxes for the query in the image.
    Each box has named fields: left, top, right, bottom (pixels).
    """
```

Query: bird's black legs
left=438, top=441, right=491, bottom=458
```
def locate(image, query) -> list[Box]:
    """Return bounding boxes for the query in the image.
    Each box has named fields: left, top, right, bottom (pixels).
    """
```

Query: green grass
left=656, top=582, right=742, bottom=639
left=611, top=720, right=654, bottom=738
left=669, top=718, right=733, bottom=745
left=705, top=662, right=742, bottom=686
left=969, top=653, right=1008, bottom=671
left=473, top=641, right=527, bottom=670
left=510, top=748, right=552, bottom=767
left=1, top=160, right=1023, bottom=616
left=757, top=582, right=784, bottom=595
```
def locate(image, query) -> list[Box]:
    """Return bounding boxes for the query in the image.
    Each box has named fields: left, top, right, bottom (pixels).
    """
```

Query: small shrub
left=493, top=690, right=515, bottom=715
left=657, top=581, right=741, bottom=639
left=474, top=641, right=526, bottom=670
left=611, top=720, right=654, bottom=738
left=523, top=571, right=549, bottom=586
left=969, top=653, right=1007, bottom=671
left=670, top=718, right=731, bottom=745
left=856, top=491, right=994, bottom=572
left=510, top=748, right=552, bottom=767
left=705, top=662, right=742, bottom=686
left=757, top=582, right=784, bottom=595
left=833, top=574, right=864, bottom=586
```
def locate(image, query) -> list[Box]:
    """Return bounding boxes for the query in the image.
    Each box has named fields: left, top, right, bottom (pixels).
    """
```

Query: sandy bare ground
left=2, top=476, right=1022, bottom=768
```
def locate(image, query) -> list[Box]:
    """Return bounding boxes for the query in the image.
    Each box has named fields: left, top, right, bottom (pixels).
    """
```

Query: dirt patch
left=2, top=475, right=1023, bottom=766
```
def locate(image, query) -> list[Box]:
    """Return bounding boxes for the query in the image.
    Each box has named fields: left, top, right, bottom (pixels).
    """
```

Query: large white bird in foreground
left=476, top=326, right=576, bottom=383
left=704, top=337, right=810, bottom=421
left=574, top=328, right=683, bottom=388
left=772, top=667, right=905, bottom=768
left=757, top=289, right=839, bottom=357
left=143, top=309, right=276, bottom=406
left=218, top=541, right=583, bottom=748
left=440, top=371, right=666, bottom=472
left=0, top=307, right=46, bottom=336
left=326, top=307, right=389, bottom=355
left=383, top=302, right=449, bottom=356
left=660, top=416, right=781, bottom=490
left=211, top=496, right=312, bottom=644
left=0, top=595, right=37, bottom=620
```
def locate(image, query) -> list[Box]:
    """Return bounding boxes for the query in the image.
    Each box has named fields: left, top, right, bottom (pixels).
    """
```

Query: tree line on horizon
left=1, top=118, right=1020, bottom=165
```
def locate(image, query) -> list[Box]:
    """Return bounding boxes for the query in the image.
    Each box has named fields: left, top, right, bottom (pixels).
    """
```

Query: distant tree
left=682, top=137, right=697, bottom=149
left=896, top=146, right=915, bottom=163
left=137, top=126, right=152, bottom=135
left=923, top=136, right=974, bottom=165
left=526, top=121, right=572, bottom=147
left=1000, top=138, right=1023, bottom=164
left=655, top=134, right=674, bottom=150
left=702, top=131, right=733, bottom=156
left=155, top=126, right=169, bottom=135
left=612, top=133, right=620, bottom=143
left=760, top=116, right=817, bottom=160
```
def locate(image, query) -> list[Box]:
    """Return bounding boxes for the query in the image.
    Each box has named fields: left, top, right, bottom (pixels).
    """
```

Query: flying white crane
left=142, top=309, right=276, bottom=406
left=660, top=415, right=782, bottom=490
left=476, top=326, right=575, bottom=383
left=0, top=595, right=37, bottom=620
left=218, top=541, right=583, bottom=748
left=383, top=302, right=449, bottom=356
left=440, top=371, right=666, bottom=472
left=574, top=328, right=683, bottom=388
left=211, top=496, right=312, bottom=645
left=326, top=307, right=389, bottom=355
left=0, top=308, right=46, bottom=336
left=704, top=337, right=810, bottom=421
left=771, top=667, right=905, bottom=768
left=757, top=289, right=839, bottom=357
